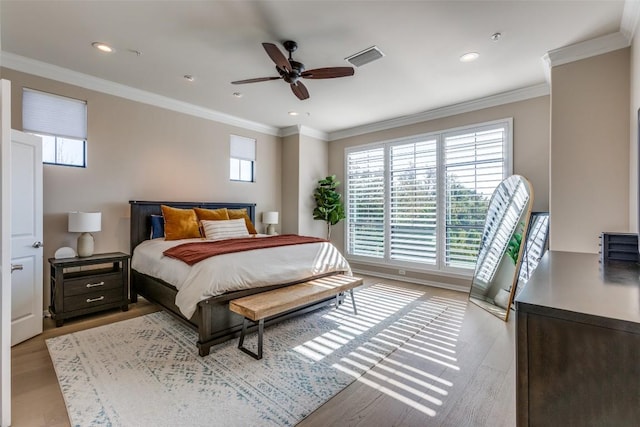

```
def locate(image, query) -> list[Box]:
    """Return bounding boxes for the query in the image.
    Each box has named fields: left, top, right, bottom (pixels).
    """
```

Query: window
left=346, top=119, right=511, bottom=274
left=230, top=135, right=256, bottom=182
left=22, top=88, right=87, bottom=167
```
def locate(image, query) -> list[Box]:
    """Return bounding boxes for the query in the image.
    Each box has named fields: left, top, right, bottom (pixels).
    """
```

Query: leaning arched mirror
left=469, top=175, right=534, bottom=321
left=513, top=212, right=549, bottom=302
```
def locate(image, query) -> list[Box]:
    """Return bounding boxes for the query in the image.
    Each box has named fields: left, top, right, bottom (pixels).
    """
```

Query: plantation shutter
left=346, top=147, right=385, bottom=258
left=389, top=139, right=437, bottom=264
left=22, top=88, right=87, bottom=140
left=444, top=124, right=507, bottom=268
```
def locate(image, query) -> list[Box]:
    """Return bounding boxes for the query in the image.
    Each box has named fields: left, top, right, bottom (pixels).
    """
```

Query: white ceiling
left=0, top=1, right=630, bottom=137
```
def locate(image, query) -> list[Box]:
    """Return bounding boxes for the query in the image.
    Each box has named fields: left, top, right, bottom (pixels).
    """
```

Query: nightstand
left=48, top=252, right=130, bottom=327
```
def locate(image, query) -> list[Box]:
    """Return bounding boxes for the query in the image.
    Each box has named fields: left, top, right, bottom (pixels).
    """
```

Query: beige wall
left=281, top=134, right=299, bottom=235
left=549, top=48, right=630, bottom=253
left=281, top=132, right=328, bottom=237
left=298, top=134, right=328, bottom=238
left=3, top=67, right=282, bottom=308
left=328, top=95, right=551, bottom=262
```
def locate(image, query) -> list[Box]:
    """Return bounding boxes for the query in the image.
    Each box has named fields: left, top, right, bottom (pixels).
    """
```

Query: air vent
left=345, top=46, right=384, bottom=67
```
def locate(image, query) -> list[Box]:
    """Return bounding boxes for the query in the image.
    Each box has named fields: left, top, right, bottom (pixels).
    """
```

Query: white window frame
left=230, top=134, right=256, bottom=182
left=344, top=118, right=513, bottom=277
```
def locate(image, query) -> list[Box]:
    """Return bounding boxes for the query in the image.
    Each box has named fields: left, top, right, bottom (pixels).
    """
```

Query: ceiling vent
left=345, top=46, right=384, bottom=67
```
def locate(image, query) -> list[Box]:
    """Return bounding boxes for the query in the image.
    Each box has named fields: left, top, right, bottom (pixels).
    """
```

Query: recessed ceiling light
left=288, top=111, right=299, bottom=116
left=184, top=75, right=194, bottom=82
left=91, top=42, right=113, bottom=53
left=460, top=52, right=479, bottom=62
left=233, top=92, right=243, bottom=98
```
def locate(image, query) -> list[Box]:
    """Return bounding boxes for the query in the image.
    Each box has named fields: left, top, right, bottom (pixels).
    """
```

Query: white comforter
left=132, top=236, right=352, bottom=318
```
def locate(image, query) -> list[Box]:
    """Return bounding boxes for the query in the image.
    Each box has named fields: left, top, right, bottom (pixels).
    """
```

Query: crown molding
left=0, top=51, right=280, bottom=136
left=328, top=83, right=549, bottom=141
left=280, top=125, right=328, bottom=141
left=544, top=31, right=630, bottom=69
left=621, top=0, right=640, bottom=42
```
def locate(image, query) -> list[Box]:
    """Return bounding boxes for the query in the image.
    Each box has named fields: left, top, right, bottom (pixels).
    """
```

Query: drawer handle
left=86, top=281, right=105, bottom=288
left=86, top=296, right=105, bottom=303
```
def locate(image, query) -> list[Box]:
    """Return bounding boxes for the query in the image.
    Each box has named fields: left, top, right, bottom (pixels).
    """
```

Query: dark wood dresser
left=515, top=251, right=640, bottom=426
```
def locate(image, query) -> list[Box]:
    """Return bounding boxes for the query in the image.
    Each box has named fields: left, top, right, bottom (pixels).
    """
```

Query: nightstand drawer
left=63, top=288, right=124, bottom=312
left=64, top=272, right=123, bottom=297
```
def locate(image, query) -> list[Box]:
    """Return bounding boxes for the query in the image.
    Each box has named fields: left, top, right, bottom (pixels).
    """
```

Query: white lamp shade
left=262, top=211, right=279, bottom=225
left=68, top=212, right=102, bottom=233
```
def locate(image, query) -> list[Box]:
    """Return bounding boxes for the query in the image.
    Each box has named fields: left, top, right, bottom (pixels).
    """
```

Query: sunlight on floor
left=293, top=283, right=425, bottom=361
left=330, top=292, right=467, bottom=418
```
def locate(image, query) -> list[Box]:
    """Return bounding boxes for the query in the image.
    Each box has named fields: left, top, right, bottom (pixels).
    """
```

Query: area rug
left=46, top=283, right=448, bottom=427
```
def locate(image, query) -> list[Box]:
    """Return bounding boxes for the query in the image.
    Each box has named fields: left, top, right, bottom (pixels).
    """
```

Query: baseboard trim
left=352, top=267, right=470, bottom=293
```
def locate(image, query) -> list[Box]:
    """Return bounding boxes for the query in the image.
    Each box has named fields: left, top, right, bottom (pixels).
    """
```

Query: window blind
left=22, top=89, right=87, bottom=140
left=230, top=135, right=256, bottom=161
left=345, top=119, right=511, bottom=274
left=389, top=139, right=437, bottom=264
left=346, top=147, right=385, bottom=258
left=444, top=125, right=506, bottom=268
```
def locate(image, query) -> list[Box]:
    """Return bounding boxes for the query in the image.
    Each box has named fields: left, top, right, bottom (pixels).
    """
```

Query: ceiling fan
left=231, top=40, right=355, bottom=100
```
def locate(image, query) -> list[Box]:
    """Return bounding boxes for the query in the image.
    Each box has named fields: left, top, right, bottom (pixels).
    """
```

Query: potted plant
left=313, top=175, right=346, bottom=239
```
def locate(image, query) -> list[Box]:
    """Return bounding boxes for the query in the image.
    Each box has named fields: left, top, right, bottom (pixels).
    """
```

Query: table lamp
left=262, top=211, right=279, bottom=235
left=68, top=211, right=101, bottom=257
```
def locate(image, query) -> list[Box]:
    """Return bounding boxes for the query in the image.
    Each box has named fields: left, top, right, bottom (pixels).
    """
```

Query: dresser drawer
left=63, top=272, right=123, bottom=297
left=63, top=288, right=124, bottom=312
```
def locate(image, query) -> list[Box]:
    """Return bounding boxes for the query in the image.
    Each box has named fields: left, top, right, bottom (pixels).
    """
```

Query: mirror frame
left=468, top=175, right=534, bottom=321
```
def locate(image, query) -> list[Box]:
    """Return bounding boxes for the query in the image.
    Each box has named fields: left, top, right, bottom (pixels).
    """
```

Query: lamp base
left=266, top=224, right=277, bottom=235
left=77, top=232, right=95, bottom=257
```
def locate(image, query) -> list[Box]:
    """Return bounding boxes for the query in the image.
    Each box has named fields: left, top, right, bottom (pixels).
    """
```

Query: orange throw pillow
left=160, top=205, right=201, bottom=240
left=227, top=208, right=257, bottom=234
left=193, top=207, right=229, bottom=221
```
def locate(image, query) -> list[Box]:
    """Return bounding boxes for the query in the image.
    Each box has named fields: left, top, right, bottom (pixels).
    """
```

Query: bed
left=129, top=200, right=350, bottom=356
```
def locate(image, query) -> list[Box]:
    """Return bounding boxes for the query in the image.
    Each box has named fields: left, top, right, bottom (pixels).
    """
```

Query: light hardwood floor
left=11, top=276, right=515, bottom=427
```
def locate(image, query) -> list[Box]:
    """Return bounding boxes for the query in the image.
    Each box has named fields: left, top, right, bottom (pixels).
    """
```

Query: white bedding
left=132, top=236, right=352, bottom=318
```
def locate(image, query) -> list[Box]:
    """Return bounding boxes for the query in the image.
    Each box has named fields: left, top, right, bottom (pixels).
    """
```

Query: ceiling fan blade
left=231, top=76, right=281, bottom=84
left=291, top=81, right=309, bottom=100
left=262, top=42, right=291, bottom=72
left=301, top=67, right=355, bottom=79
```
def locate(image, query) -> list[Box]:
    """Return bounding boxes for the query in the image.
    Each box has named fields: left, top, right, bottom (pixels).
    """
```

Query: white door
left=1, top=79, right=13, bottom=427
left=10, top=130, right=43, bottom=346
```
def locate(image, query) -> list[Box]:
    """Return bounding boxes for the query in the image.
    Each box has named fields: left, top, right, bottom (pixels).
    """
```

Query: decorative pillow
left=160, top=205, right=201, bottom=240
left=193, top=207, right=230, bottom=221
left=227, top=208, right=257, bottom=234
left=201, top=219, right=250, bottom=241
left=150, top=214, right=165, bottom=239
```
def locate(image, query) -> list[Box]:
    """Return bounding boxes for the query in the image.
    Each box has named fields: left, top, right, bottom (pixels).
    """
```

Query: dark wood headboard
left=129, top=200, right=256, bottom=255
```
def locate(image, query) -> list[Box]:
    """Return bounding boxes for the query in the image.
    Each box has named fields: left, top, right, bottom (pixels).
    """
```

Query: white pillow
left=201, top=219, right=250, bottom=241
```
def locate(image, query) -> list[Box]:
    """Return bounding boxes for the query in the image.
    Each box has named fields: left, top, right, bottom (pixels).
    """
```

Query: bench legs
left=238, top=290, right=358, bottom=361
left=335, top=289, right=358, bottom=315
left=238, top=317, right=264, bottom=360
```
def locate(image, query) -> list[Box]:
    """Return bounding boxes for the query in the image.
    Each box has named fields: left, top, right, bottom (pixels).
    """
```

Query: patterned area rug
left=47, top=283, right=448, bottom=427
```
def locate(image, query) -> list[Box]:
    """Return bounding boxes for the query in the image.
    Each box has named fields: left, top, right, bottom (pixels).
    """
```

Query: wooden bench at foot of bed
left=229, top=274, right=363, bottom=360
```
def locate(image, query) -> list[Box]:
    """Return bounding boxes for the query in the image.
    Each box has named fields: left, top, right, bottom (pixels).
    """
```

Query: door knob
left=32, top=241, right=43, bottom=248
left=11, top=264, right=23, bottom=273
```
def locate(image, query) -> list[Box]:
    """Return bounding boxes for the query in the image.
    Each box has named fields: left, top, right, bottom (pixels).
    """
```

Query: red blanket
left=162, top=234, right=329, bottom=266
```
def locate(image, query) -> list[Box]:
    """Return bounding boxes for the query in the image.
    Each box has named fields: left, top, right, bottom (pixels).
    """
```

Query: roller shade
left=23, top=88, right=87, bottom=140
left=230, top=135, right=256, bottom=161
